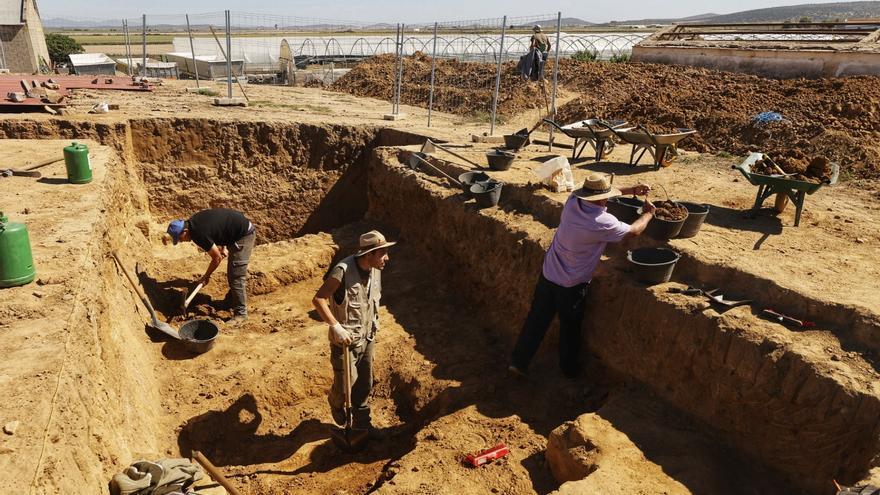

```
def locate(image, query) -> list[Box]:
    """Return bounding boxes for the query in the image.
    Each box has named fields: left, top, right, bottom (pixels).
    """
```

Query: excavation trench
left=1, top=117, right=876, bottom=495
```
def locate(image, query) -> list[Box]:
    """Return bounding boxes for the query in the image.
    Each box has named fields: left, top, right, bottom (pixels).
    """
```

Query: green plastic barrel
left=63, top=141, right=92, bottom=184
left=0, top=211, right=36, bottom=288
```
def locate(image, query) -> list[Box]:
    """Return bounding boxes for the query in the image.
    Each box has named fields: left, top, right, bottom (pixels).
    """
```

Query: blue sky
left=38, top=0, right=849, bottom=23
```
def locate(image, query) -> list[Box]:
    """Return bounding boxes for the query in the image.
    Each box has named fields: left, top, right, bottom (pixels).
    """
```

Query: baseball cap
left=167, top=220, right=185, bottom=245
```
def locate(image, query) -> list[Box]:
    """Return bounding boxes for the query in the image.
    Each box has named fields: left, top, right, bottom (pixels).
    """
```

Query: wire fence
left=53, top=10, right=651, bottom=130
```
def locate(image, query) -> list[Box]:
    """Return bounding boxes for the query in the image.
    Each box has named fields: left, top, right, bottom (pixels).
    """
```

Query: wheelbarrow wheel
left=601, top=140, right=615, bottom=157
left=774, top=193, right=789, bottom=213
left=660, top=147, right=677, bottom=168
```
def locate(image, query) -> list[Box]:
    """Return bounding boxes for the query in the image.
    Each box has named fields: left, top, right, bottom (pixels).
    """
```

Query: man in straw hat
left=313, top=230, right=396, bottom=439
left=509, top=174, right=655, bottom=379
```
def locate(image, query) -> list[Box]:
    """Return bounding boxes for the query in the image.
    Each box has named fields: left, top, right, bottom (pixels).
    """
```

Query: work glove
left=328, top=323, right=352, bottom=346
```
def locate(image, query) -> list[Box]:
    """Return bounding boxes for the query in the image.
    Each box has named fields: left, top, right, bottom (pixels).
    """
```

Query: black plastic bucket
left=607, top=196, right=643, bottom=223
left=676, top=202, right=710, bottom=238
left=486, top=150, right=516, bottom=171
left=503, top=133, right=529, bottom=150
left=627, top=247, right=680, bottom=285
left=179, top=319, right=219, bottom=354
left=640, top=203, right=688, bottom=240
left=470, top=180, right=503, bottom=208
left=458, top=171, right=491, bottom=197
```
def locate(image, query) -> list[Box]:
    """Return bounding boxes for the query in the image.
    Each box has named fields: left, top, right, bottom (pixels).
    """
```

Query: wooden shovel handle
left=23, top=157, right=64, bottom=171
left=193, top=450, right=242, bottom=495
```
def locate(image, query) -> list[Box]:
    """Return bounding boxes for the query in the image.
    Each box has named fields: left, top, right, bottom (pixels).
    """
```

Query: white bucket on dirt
left=534, top=156, right=575, bottom=192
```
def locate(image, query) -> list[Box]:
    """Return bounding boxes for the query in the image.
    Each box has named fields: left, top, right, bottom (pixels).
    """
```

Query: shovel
left=182, top=282, right=204, bottom=317
left=330, top=345, right=369, bottom=453
left=421, top=139, right=484, bottom=170
left=703, top=289, right=753, bottom=309
left=408, top=152, right=463, bottom=186
left=111, top=251, right=181, bottom=340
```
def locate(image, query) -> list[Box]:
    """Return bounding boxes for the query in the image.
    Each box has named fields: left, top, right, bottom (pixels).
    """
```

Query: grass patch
left=194, top=87, right=219, bottom=97
left=250, top=100, right=332, bottom=114
left=67, top=34, right=175, bottom=45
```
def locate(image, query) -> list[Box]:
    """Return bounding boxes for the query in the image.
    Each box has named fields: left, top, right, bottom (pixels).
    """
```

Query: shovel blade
left=330, top=426, right=369, bottom=453
left=420, top=140, right=437, bottom=154
left=151, top=319, right=181, bottom=340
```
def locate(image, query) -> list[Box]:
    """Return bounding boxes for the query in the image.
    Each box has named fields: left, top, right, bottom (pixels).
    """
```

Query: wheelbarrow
left=542, top=118, right=632, bottom=162
left=733, top=152, right=839, bottom=227
left=612, top=125, right=697, bottom=169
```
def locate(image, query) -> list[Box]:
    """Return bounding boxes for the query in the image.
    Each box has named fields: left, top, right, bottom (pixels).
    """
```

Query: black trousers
left=511, top=272, right=589, bottom=378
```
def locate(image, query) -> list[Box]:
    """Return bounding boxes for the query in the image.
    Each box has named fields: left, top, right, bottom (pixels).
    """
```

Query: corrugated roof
left=69, top=53, right=116, bottom=66
left=0, top=0, right=23, bottom=25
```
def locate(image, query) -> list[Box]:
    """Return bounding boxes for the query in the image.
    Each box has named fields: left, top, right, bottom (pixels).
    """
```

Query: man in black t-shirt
left=167, top=208, right=256, bottom=324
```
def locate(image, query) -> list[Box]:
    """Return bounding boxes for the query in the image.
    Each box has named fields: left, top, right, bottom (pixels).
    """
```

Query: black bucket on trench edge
left=179, top=319, right=219, bottom=354
left=676, top=202, right=710, bottom=238
left=470, top=180, right=503, bottom=208
left=607, top=196, right=643, bottom=223
left=627, top=247, right=681, bottom=285
left=458, top=171, right=491, bottom=198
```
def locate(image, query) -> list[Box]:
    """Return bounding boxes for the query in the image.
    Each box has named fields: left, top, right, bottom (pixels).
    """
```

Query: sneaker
left=226, top=314, right=248, bottom=327
left=507, top=364, right=528, bottom=379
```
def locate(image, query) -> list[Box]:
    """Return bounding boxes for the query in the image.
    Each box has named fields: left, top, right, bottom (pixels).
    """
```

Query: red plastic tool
left=464, top=443, right=510, bottom=467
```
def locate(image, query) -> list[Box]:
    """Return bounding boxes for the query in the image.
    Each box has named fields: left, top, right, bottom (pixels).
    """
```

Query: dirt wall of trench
left=24, top=148, right=168, bottom=494
left=367, top=149, right=880, bottom=493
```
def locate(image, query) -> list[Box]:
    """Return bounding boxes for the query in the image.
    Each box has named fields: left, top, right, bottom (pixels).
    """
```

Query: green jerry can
left=63, top=141, right=92, bottom=184
left=0, top=211, right=36, bottom=288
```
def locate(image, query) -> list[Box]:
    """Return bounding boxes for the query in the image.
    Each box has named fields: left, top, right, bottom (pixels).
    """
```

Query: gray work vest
left=330, top=255, right=381, bottom=343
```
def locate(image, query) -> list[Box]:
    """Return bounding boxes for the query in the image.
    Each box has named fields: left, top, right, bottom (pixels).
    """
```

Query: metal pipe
left=549, top=12, right=562, bottom=152
left=395, top=24, right=405, bottom=115
left=141, top=14, right=147, bottom=77
left=225, top=10, right=233, bottom=98
left=490, top=15, right=507, bottom=136
left=122, top=20, right=132, bottom=76
left=391, top=24, right=400, bottom=115
left=427, top=22, right=438, bottom=127
left=186, top=14, right=200, bottom=88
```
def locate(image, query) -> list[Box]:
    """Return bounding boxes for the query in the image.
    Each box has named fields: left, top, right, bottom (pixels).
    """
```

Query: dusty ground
left=0, top=71, right=878, bottom=495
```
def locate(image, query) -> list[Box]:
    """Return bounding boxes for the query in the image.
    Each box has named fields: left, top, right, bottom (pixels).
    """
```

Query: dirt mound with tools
left=333, top=53, right=551, bottom=118
left=553, top=60, right=880, bottom=181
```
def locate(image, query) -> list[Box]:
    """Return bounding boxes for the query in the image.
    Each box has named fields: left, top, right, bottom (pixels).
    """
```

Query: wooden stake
left=192, top=450, right=242, bottom=495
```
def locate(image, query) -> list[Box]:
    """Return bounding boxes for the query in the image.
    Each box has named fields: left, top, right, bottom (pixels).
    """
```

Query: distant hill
left=617, top=1, right=880, bottom=25
left=702, top=1, right=880, bottom=23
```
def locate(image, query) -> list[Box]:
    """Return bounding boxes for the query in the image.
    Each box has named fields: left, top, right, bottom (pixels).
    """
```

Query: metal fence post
left=395, top=24, right=405, bottom=115
left=549, top=12, right=562, bottom=151
left=225, top=10, right=233, bottom=98
left=391, top=24, right=400, bottom=115
left=427, top=22, right=438, bottom=127
left=490, top=15, right=507, bottom=136
left=122, top=20, right=132, bottom=76
left=186, top=14, right=200, bottom=88
left=141, top=15, right=147, bottom=77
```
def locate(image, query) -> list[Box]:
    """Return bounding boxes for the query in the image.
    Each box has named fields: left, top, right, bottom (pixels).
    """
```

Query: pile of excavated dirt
left=652, top=200, right=688, bottom=221
left=553, top=60, right=880, bottom=181
left=332, top=53, right=550, bottom=118
left=333, top=55, right=880, bottom=180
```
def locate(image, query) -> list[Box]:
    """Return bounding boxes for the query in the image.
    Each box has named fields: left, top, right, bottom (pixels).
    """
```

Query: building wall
left=632, top=45, right=880, bottom=79
left=0, top=0, right=50, bottom=73
left=24, top=0, right=50, bottom=70
left=0, top=24, right=36, bottom=72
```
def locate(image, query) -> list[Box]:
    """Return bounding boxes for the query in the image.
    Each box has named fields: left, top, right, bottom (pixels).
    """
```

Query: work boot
left=366, top=425, right=389, bottom=441
left=507, top=364, right=528, bottom=379
left=331, top=407, right=347, bottom=427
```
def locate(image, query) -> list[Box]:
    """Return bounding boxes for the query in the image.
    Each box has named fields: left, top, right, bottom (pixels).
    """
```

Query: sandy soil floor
left=0, top=79, right=877, bottom=494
